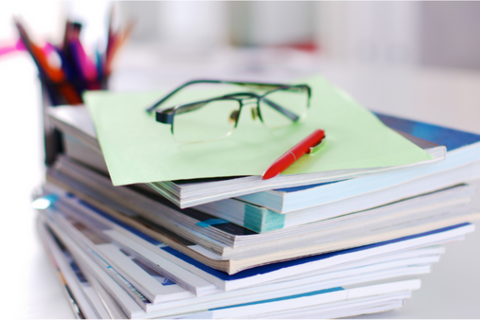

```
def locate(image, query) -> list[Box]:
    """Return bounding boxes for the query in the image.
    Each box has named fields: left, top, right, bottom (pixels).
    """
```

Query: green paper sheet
left=84, top=76, right=433, bottom=186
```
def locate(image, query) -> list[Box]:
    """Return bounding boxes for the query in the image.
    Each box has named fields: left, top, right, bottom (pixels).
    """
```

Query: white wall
left=0, top=1, right=64, bottom=42
left=158, top=1, right=229, bottom=51
left=420, top=2, right=480, bottom=70
left=120, top=1, right=314, bottom=49
left=117, top=1, right=480, bottom=70
left=242, top=2, right=314, bottom=46
left=316, top=1, right=420, bottom=65
left=119, top=1, right=229, bottom=50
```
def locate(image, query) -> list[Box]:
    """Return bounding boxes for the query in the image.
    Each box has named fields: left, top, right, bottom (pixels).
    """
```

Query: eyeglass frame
left=145, top=79, right=312, bottom=138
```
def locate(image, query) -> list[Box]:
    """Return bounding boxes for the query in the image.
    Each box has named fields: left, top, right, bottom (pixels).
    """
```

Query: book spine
left=243, top=204, right=285, bottom=233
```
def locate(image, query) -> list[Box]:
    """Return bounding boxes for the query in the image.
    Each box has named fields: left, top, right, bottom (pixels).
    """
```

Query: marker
left=262, top=129, right=326, bottom=180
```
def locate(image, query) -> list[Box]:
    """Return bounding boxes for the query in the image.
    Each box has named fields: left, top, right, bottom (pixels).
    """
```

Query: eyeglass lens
left=172, top=99, right=241, bottom=142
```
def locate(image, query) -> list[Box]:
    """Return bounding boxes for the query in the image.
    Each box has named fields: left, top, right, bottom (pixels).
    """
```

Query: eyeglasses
left=146, top=80, right=312, bottom=142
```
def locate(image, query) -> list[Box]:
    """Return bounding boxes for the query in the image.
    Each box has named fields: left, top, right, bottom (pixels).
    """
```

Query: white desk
left=1, top=47, right=479, bottom=318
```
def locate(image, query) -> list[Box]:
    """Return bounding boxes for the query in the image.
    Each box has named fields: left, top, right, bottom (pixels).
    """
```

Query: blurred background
left=3, top=1, right=480, bottom=91
left=1, top=2, right=480, bottom=318
left=4, top=1, right=480, bottom=69
left=3, top=1, right=480, bottom=114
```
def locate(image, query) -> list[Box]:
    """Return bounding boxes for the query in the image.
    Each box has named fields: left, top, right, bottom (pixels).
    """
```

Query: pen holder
left=40, top=76, right=109, bottom=166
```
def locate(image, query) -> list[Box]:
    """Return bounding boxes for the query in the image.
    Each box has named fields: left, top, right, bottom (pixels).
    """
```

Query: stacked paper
left=35, top=76, right=480, bottom=319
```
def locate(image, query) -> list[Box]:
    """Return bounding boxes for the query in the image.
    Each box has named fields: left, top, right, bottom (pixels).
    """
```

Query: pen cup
left=40, top=76, right=109, bottom=165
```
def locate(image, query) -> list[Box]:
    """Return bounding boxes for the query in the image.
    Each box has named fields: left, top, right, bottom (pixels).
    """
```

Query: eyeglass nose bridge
left=241, top=97, right=259, bottom=106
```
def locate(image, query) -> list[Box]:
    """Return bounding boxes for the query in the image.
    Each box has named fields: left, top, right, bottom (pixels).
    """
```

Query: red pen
left=262, top=129, right=326, bottom=180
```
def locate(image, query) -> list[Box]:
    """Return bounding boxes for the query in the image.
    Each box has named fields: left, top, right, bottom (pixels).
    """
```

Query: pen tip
left=262, top=171, right=276, bottom=180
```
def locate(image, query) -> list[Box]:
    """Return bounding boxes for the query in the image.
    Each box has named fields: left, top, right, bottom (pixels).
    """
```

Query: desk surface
left=1, top=47, right=479, bottom=319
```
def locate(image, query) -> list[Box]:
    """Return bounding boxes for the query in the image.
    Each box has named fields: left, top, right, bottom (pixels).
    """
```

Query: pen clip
left=307, top=137, right=325, bottom=154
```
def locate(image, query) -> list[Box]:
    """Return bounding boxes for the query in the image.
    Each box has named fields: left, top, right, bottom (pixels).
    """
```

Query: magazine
left=36, top=190, right=473, bottom=291
left=38, top=215, right=425, bottom=319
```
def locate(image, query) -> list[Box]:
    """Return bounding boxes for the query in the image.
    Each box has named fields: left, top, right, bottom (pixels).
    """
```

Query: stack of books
left=35, top=77, right=480, bottom=319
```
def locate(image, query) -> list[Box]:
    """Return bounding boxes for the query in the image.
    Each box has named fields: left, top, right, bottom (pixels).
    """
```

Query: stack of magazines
left=35, top=78, right=480, bottom=319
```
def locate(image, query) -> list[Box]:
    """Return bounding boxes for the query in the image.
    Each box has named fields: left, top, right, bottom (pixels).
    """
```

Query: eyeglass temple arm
left=231, top=82, right=288, bottom=91
left=154, top=99, right=299, bottom=124
left=221, top=92, right=301, bottom=122
left=262, top=85, right=311, bottom=121
left=153, top=83, right=309, bottom=123
left=154, top=97, right=301, bottom=126
left=146, top=79, right=306, bottom=113
left=261, top=98, right=300, bottom=122
left=146, top=80, right=224, bottom=114
left=154, top=92, right=302, bottom=124
left=237, top=85, right=309, bottom=122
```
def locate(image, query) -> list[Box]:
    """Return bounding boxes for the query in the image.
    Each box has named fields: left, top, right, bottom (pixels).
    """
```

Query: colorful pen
left=262, top=129, right=326, bottom=180
left=13, top=19, right=82, bottom=105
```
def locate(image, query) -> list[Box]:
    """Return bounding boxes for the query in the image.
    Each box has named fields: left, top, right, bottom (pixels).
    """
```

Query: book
left=47, top=158, right=476, bottom=242
left=45, top=162, right=478, bottom=260
left=173, top=280, right=419, bottom=319
left=42, top=95, right=480, bottom=319
left=40, top=190, right=443, bottom=292
left=52, top=153, right=480, bottom=235
left=43, top=205, right=435, bottom=299
left=37, top=221, right=99, bottom=319
left=36, top=183, right=477, bottom=278
left=195, top=161, right=480, bottom=232
left=237, top=113, right=480, bottom=213
left=37, top=218, right=113, bottom=319
left=47, top=106, right=445, bottom=208
left=51, top=157, right=480, bottom=234
left=39, top=215, right=423, bottom=319
left=53, top=108, right=480, bottom=221
left=236, top=294, right=408, bottom=319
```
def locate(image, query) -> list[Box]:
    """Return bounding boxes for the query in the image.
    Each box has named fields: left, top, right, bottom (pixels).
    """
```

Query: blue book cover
left=233, top=113, right=480, bottom=216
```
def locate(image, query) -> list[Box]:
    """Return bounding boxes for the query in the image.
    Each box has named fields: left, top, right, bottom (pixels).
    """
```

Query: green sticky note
left=85, top=75, right=433, bottom=186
